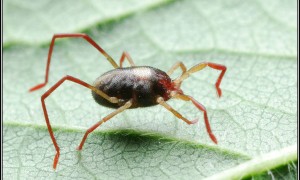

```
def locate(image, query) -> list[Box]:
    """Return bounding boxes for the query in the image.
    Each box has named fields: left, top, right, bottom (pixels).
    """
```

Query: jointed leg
left=175, top=62, right=227, bottom=97
left=157, top=97, right=198, bottom=125
left=167, top=61, right=187, bottom=76
left=77, top=100, right=132, bottom=150
left=41, top=75, right=119, bottom=169
left=174, top=94, right=218, bottom=144
left=29, top=33, right=119, bottom=92
left=119, top=51, right=135, bottom=67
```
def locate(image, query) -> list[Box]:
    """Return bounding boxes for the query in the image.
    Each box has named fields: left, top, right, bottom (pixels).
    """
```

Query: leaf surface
left=3, top=0, right=297, bottom=179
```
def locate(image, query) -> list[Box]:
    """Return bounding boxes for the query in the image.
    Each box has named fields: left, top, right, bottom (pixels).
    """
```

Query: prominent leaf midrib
left=4, top=122, right=297, bottom=179
left=3, top=121, right=251, bottom=159
left=205, top=144, right=297, bottom=180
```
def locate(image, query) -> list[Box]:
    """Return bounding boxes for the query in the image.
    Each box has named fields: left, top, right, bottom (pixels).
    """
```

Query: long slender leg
left=156, top=97, right=198, bottom=125
left=119, top=51, right=135, bottom=67
left=29, top=33, right=119, bottom=92
left=77, top=100, right=132, bottom=150
left=174, top=94, right=218, bottom=144
left=167, top=61, right=187, bottom=76
left=176, top=62, right=227, bottom=97
left=41, top=75, right=119, bottom=169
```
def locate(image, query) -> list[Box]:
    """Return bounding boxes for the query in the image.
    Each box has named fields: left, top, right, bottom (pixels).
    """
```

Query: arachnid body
left=29, top=33, right=227, bottom=169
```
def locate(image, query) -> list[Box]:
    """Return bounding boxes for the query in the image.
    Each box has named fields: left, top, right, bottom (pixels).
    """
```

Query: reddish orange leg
left=119, top=51, right=135, bottom=68
left=77, top=100, right=132, bottom=150
left=29, top=33, right=119, bottom=92
left=175, top=94, right=218, bottom=144
left=207, top=63, right=227, bottom=97
left=176, top=62, right=227, bottom=97
left=41, top=75, right=118, bottom=169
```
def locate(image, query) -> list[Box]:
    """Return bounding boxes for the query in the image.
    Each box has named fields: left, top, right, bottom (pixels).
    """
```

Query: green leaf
left=3, top=0, right=297, bottom=179
left=3, top=0, right=172, bottom=46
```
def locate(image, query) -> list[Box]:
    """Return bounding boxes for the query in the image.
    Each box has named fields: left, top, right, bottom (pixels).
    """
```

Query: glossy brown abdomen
left=92, top=66, right=172, bottom=108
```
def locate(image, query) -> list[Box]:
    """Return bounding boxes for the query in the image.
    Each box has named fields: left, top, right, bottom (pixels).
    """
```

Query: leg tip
left=216, top=87, right=222, bottom=98
left=190, top=118, right=199, bottom=124
left=29, top=83, right=46, bottom=92
left=53, top=152, right=60, bottom=170
left=210, top=134, right=218, bottom=144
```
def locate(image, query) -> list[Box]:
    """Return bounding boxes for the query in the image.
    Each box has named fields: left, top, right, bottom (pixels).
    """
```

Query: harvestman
left=29, top=33, right=227, bottom=169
